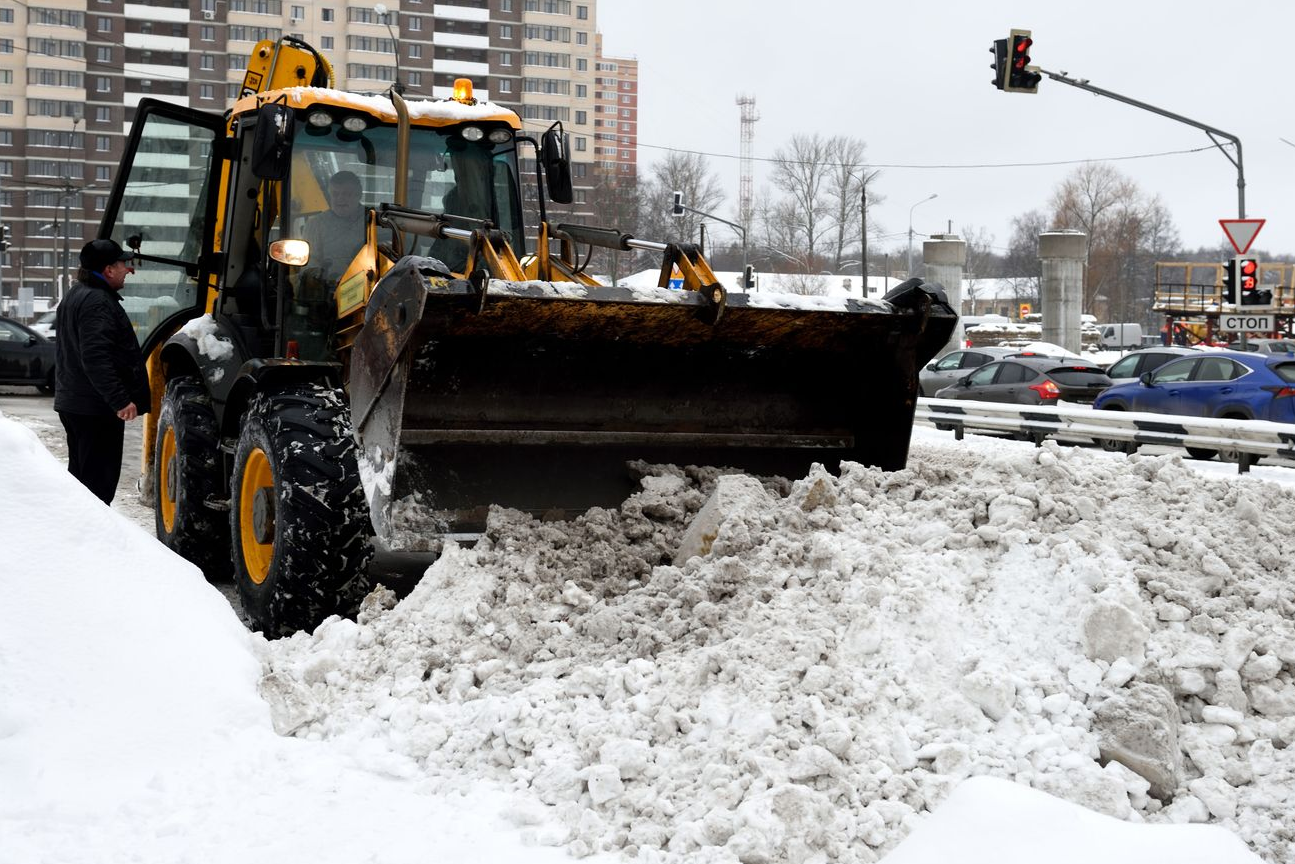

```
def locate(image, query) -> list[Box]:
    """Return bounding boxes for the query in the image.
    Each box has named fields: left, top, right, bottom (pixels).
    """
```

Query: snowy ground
left=2, top=395, right=1291, bottom=864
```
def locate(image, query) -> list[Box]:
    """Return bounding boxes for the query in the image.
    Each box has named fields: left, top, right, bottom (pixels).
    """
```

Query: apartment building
left=0, top=0, right=633, bottom=306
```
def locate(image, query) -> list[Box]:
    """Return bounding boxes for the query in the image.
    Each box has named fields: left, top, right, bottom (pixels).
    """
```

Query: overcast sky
left=595, top=0, right=1294, bottom=265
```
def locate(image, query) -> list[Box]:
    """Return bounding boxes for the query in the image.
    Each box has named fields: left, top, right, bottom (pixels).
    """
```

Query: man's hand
left=116, top=402, right=138, bottom=421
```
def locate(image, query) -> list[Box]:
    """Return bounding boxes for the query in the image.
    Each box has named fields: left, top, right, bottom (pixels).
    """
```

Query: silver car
left=919, top=347, right=1016, bottom=397
left=1103, top=347, right=1199, bottom=385
left=1227, top=338, right=1295, bottom=355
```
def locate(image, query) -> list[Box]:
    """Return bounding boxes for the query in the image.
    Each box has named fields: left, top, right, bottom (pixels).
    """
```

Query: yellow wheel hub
left=238, top=447, right=275, bottom=585
left=159, top=424, right=177, bottom=533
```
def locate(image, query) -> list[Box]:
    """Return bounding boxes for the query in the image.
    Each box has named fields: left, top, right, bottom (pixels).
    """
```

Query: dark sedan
left=919, top=347, right=1017, bottom=397
left=934, top=356, right=1113, bottom=405
left=0, top=317, right=57, bottom=393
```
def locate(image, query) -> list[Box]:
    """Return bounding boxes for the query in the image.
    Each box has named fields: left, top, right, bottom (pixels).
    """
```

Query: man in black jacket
left=54, top=239, right=151, bottom=504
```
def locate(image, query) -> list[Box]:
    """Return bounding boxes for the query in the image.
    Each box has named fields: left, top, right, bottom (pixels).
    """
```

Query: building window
left=577, top=5, right=587, bottom=19
left=200, top=54, right=215, bottom=70
left=95, top=195, right=107, bottom=211
left=0, top=160, right=11, bottom=175
left=407, top=15, right=421, bottom=30
left=320, top=36, right=334, bottom=49
left=291, top=5, right=304, bottom=18
left=0, top=8, right=11, bottom=23
left=407, top=71, right=421, bottom=86
left=95, top=135, right=110, bottom=151
left=95, top=165, right=112, bottom=181
left=497, top=79, right=511, bottom=93
left=574, top=137, right=585, bottom=151
left=576, top=31, right=587, bottom=45
left=97, top=16, right=111, bottom=31
left=0, top=101, right=12, bottom=116
left=409, top=44, right=421, bottom=59
left=575, top=110, right=586, bottom=124
left=321, top=7, right=334, bottom=21
left=94, top=106, right=111, bottom=123
left=499, top=53, right=512, bottom=67
left=575, top=84, right=586, bottom=98
left=96, top=76, right=110, bottom=92
left=0, top=131, right=12, bottom=145
left=201, top=25, right=215, bottom=40
left=500, top=24, right=512, bottom=39
left=200, top=84, right=215, bottom=100
left=500, top=0, right=512, bottom=10
left=96, top=46, right=112, bottom=62
left=621, top=95, right=631, bottom=103
left=576, top=58, right=586, bottom=71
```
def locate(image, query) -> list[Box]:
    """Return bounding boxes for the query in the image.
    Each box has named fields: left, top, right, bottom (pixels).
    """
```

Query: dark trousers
left=58, top=411, right=125, bottom=504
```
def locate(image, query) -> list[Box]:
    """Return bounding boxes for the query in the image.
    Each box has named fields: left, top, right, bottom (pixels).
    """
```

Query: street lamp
left=373, top=3, right=404, bottom=94
left=907, top=193, right=938, bottom=276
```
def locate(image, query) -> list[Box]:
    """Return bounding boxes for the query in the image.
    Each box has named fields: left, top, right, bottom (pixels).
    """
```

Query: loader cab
left=218, top=99, right=526, bottom=363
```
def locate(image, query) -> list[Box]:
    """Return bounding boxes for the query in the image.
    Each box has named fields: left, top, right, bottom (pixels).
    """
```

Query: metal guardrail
left=915, top=398, right=1295, bottom=474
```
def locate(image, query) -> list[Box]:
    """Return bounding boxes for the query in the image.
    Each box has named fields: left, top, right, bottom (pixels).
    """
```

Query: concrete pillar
left=923, top=233, right=966, bottom=356
left=1038, top=230, right=1087, bottom=355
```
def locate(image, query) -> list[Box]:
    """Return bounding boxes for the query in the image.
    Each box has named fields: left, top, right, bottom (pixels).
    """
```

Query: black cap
left=80, top=238, right=133, bottom=271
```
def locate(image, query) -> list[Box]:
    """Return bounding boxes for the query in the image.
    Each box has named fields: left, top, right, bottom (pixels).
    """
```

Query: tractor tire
left=231, top=383, right=373, bottom=637
left=155, top=376, right=230, bottom=581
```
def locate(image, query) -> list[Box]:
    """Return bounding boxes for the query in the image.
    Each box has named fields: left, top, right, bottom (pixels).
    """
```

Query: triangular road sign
left=1219, top=219, right=1265, bottom=255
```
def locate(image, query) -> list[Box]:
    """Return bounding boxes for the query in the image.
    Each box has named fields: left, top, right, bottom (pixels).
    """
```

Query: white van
left=1098, top=323, right=1142, bottom=350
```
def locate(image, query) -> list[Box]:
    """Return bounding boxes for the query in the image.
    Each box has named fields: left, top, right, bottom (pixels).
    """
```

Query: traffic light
left=1005, top=29, right=1041, bottom=93
left=0, top=223, right=11, bottom=252
left=989, top=38, right=1009, bottom=90
left=742, top=264, right=755, bottom=290
left=1237, top=257, right=1266, bottom=307
left=671, top=190, right=684, bottom=217
left=1222, top=258, right=1236, bottom=303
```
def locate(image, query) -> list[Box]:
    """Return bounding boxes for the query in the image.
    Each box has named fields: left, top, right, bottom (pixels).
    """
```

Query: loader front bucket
left=350, top=259, right=956, bottom=545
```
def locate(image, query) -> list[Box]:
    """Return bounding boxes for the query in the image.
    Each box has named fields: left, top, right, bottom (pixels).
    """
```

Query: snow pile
left=262, top=443, right=1294, bottom=863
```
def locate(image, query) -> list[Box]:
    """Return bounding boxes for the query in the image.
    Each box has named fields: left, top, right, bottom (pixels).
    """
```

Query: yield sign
left=1219, top=218, right=1265, bottom=255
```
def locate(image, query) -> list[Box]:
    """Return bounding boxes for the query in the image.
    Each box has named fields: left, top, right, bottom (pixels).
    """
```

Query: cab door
left=97, top=99, right=227, bottom=359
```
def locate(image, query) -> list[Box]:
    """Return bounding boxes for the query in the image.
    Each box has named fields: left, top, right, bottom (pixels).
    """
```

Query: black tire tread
left=155, top=376, right=230, bottom=581
left=232, top=383, right=372, bottom=636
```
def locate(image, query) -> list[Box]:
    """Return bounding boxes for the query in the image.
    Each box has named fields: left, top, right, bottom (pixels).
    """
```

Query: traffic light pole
left=1037, top=68, right=1246, bottom=218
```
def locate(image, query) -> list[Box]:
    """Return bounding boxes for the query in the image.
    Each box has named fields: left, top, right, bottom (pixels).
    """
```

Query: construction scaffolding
left=1152, top=262, right=1293, bottom=345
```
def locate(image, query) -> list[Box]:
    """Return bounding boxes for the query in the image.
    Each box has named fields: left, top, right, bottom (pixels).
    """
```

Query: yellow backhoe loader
left=98, top=38, right=957, bottom=635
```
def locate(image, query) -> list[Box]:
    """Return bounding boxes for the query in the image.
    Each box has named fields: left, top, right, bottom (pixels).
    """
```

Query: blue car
left=1093, top=350, right=1295, bottom=459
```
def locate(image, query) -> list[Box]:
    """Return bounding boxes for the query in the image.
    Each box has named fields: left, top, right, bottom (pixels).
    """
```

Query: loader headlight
left=306, top=110, right=334, bottom=127
left=269, top=239, right=311, bottom=266
left=487, top=128, right=512, bottom=144
left=461, top=126, right=484, bottom=142
left=342, top=115, right=369, bottom=133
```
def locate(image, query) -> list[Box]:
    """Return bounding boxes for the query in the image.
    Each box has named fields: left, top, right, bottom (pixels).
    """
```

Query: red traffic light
left=1240, top=258, right=1258, bottom=290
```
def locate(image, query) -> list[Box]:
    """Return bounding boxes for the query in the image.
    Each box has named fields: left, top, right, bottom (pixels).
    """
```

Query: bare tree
left=1049, top=163, right=1178, bottom=320
left=958, top=225, right=996, bottom=315
left=769, top=134, right=835, bottom=268
left=1002, top=209, right=1048, bottom=310
left=636, top=151, right=725, bottom=256
left=821, top=137, right=873, bottom=270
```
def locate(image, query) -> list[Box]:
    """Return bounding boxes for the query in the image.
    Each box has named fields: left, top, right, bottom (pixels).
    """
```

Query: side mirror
left=27, top=335, right=38, bottom=346
left=925, top=362, right=938, bottom=371
left=959, top=375, right=972, bottom=387
left=1139, top=372, right=1154, bottom=386
left=250, top=103, right=295, bottom=180
left=540, top=123, right=573, bottom=204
